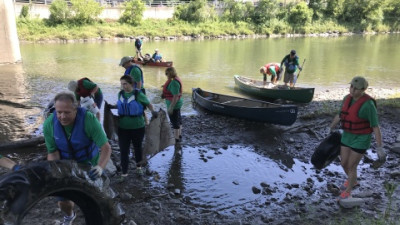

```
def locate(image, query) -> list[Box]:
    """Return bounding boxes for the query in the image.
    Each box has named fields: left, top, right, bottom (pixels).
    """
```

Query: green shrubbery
left=47, top=0, right=103, bottom=25
left=119, top=0, right=145, bottom=26
left=173, top=0, right=217, bottom=23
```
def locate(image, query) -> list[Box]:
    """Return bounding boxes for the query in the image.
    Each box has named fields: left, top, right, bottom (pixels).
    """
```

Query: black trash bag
left=311, top=131, right=341, bottom=169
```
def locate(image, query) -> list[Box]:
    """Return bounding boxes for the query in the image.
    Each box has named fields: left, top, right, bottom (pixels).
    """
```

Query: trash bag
left=142, top=109, right=175, bottom=162
left=311, top=131, right=341, bottom=169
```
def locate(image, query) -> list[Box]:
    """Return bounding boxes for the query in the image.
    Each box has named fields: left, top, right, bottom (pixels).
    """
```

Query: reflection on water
left=149, top=144, right=346, bottom=214
left=0, top=64, right=42, bottom=142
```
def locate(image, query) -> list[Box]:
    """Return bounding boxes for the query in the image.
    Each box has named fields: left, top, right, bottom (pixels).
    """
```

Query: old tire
left=0, top=160, right=124, bottom=225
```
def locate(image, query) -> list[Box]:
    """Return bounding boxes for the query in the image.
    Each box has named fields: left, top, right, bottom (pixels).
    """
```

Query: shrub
left=173, top=0, right=217, bottom=23
left=287, top=2, right=313, bottom=31
left=48, top=0, right=70, bottom=25
left=69, top=0, right=104, bottom=25
left=20, top=5, right=30, bottom=18
left=119, top=0, right=145, bottom=26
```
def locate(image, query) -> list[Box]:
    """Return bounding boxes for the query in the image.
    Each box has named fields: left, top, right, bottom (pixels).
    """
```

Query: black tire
left=0, top=160, right=124, bottom=225
left=311, top=132, right=341, bottom=169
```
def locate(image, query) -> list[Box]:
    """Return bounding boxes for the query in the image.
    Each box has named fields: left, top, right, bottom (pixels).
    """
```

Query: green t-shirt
left=74, top=79, right=102, bottom=100
left=129, top=66, right=144, bottom=89
left=165, top=79, right=183, bottom=109
left=43, top=111, right=108, bottom=165
left=340, top=97, right=379, bottom=150
left=118, top=91, right=150, bottom=129
left=268, top=66, right=277, bottom=76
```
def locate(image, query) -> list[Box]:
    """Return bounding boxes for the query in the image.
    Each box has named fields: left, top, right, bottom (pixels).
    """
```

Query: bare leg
left=340, top=146, right=363, bottom=193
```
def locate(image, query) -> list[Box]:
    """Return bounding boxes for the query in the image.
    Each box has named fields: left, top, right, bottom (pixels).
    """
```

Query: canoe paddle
left=293, top=58, right=306, bottom=87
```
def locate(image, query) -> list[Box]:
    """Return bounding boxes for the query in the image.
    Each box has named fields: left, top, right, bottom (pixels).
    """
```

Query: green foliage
left=20, top=5, right=30, bottom=18
left=338, top=0, right=383, bottom=31
left=119, top=0, right=146, bottom=26
left=48, top=0, right=70, bottom=25
left=69, top=0, right=103, bottom=25
left=287, top=2, right=313, bottom=30
left=383, top=0, right=400, bottom=30
left=173, top=0, right=217, bottom=23
left=324, top=0, right=345, bottom=20
left=308, top=0, right=324, bottom=21
left=222, top=0, right=254, bottom=23
left=251, top=0, right=280, bottom=26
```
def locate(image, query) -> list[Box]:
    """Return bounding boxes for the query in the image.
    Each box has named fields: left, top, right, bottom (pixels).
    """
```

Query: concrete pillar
left=0, top=0, right=21, bottom=64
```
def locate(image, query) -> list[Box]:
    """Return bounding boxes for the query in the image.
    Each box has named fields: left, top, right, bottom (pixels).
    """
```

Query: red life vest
left=340, top=94, right=376, bottom=134
left=264, top=63, right=280, bottom=75
left=76, top=78, right=92, bottom=97
left=162, top=77, right=182, bottom=101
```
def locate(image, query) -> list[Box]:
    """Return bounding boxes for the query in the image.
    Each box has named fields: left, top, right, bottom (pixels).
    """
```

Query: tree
left=308, top=0, right=324, bottom=21
left=287, top=2, right=313, bottom=30
left=48, top=0, right=71, bottom=25
left=383, top=0, right=400, bottom=29
left=222, top=0, right=254, bottom=23
left=119, top=0, right=146, bottom=26
left=251, top=0, right=279, bottom=26
left=324, top=0, right=345, bottom=20
left=338, top=0, right=383, bottom=29
left=173, top=0, right=217, bottom=23
left=69, top=0, right=103, bottom=25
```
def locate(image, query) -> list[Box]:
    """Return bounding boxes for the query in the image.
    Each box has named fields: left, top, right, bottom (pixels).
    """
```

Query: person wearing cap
left=68, top=78, right=103, bottom=121
left=119, top=56, right=145, bottom=94
left=152, top=49, right=163, bottom=62
left=279, top=50, right=302, bottom=88
left=43, top=91, right=111, bottom=224
left=328, top=76, right=384, bottom=201
left=259, top=63, right=281, bottom=86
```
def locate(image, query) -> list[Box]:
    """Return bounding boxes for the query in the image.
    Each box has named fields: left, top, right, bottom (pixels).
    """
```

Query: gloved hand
left=151, top=111, right=159, bottom=118
left=376, top=147, right=386, bottom=162
left=89, top=165, right=103, bottom=180
left=12, top=164, right=23, bottom=171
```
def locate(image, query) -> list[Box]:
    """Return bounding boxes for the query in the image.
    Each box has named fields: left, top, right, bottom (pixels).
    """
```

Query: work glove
left=151, top=111, right=159, bottom=118
left=376, top=147, right=386, bottom=162
left=12, top=164, right=23, bottom=171
left=89, top=165, right=103, bottom=181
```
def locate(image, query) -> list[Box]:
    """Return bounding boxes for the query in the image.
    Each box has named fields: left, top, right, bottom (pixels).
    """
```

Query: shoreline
left=19, top=31, right=400, bottom=44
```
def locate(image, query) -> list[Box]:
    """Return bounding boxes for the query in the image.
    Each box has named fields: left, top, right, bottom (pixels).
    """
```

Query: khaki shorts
left=283, top=71, right=296, bottom=83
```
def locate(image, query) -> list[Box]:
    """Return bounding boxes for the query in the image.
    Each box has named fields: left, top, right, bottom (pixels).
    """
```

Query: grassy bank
left=16, top=18, right=365, bottom=42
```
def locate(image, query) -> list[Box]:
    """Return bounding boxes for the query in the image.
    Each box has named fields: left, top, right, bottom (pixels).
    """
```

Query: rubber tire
left=0, top=160, right=124, bottom=225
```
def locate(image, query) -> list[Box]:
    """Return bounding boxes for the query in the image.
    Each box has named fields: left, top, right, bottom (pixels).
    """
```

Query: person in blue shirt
left=152, top=49, right=163, bottom=62
left=134, top=38, right=144, bottom=60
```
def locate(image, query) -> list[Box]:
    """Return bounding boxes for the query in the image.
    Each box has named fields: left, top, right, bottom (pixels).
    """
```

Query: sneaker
left=117, top=174, right=128, bottom=183
left=337, top=190, right=351, bottom=201
left=62, top=211, right=76, bottom=225
left=340, top=180, right=360, bottom=191
left=136, top=167, right=144, bottom=176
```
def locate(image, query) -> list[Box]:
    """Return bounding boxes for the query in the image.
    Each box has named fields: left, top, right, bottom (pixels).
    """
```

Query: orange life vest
left=162, top=77, right=182, bottom=101
left=264, top=63, right=280, bottom=75
left=340, top=94, right=375, bottom=134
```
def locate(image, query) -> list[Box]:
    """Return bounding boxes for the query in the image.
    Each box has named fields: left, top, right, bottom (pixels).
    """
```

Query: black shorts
left=169, top=109, right=182, bottom=129
left=341, top=143, right=367, bottom=154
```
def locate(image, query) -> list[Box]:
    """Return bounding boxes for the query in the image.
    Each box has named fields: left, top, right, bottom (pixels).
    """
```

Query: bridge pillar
left=0, top=0, right=21, bottom=64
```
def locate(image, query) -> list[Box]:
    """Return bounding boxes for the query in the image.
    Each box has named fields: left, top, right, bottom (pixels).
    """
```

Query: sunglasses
left=350, top=84, right=363, bottom=90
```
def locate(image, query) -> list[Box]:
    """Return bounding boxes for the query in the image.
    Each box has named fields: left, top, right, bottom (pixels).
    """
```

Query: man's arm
left=97, top=142, right=111, bottom=169
left=47, top=151, right=61, bottom=161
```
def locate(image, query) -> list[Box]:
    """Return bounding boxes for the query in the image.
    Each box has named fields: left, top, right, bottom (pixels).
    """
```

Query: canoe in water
left=234, top=75, right=315, bottom=103
left=132, top=58, right=173, bottom=67
left=192, top=88, right=298, bottom=126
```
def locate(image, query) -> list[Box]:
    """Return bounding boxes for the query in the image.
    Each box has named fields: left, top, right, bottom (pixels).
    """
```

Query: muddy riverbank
left=1, top=87, right=400, bottom=225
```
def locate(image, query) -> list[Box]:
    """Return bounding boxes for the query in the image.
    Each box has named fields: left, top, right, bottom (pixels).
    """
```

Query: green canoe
left=234, top=75, right=315, bottom=103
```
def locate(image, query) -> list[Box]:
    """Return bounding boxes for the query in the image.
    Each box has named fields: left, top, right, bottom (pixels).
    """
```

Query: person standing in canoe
left=279, top=50, right=302, bottom=88
left=120, top=56, right=145, bottom=94
left=152, top=49, right=163, bottom=62
left=162, top=67, right=183, bottom=143
left=68, top=78, right=103, bottom=121
left=259, top=63, right=281, bottom=86
left=134, top=38, right=144, bottom=60
left=327, top=76, right=385, bottom=201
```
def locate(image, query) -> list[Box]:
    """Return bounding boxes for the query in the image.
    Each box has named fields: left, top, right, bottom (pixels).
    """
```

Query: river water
left=1, top=34, right=400, bottom=216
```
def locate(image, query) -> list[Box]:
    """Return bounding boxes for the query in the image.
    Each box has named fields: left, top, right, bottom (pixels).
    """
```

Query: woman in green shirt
left=117, top=75, right=158, bottom=179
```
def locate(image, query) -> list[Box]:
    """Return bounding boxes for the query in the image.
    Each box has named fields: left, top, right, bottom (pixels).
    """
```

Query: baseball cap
left=350, top=76, right=368, bottom=90
left=290, top=50, right=296, bottom=55
left=119, top=56, right=132, bottom=66
left=68, top=80, right=77, bottom=92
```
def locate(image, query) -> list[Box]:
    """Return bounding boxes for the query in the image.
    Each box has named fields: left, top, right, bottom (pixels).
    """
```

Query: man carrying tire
left=43, top=91, right=112, bottom=225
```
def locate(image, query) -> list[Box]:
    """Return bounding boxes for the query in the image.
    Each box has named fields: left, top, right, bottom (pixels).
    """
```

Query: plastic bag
left=311, top=131, right=341, bottom=169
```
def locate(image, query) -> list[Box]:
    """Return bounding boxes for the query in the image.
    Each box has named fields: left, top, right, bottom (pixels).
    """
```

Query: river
left=1, top=34, right=400, bottom=142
